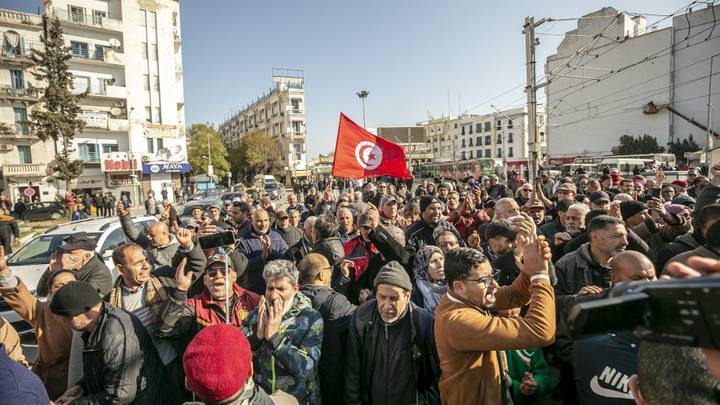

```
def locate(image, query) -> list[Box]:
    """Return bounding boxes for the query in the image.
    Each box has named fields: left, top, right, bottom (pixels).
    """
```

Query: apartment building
left=219, top=69, right=308, bottom=182
left=417, top=115, right=460, bottom=162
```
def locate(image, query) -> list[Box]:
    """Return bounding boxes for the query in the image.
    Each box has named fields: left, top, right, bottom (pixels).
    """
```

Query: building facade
left=375, top=126, right=431, bottom=172
left=417, top=115, right=460, bottom=162
left=545, top=5, right=719, bottom=159
left=219, top=69, right=308, bottom=183
left=0, top=0, right=187, bottom=205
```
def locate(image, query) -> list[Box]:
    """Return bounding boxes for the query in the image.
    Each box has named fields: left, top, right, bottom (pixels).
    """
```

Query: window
left=293, top=143, right=302, bottom=161
left=484, top=122, right=491, bottom=132
left=156, top=138, right=163, bottom=151
left=17, top=145, right=31, bottom=164
left=485, top=135, right=491, bottom=145
left=476, top=123, right=482, bottom=133
left=476, top=136, right=481, bottom=145
left=13, top=107, right=28, bottom=135
left=497, top=135, right=502, bottom=144
left=143, top=74, right=150, bottom=90
left=508, top=133, right=514, bottom=143
left=497, top=148, right=502, bottom=157
left=70, top=41, right=88, bottom=58
left=96, top=77, right=106, bottom=95
left=94, top=44, right=106, bottom=61
left=144, top=107, right=151, bottom=122
left=152, top=107, right=161, bottom=123
left=3, top=33, right=24, bottom=56
left=507, top=119, right=513, bottom=129
left=485, top=149, right=491, bottom=158
left=101, top=144, right=118, bottom=153
left=508, top=147, right=514, bottom=158
left=476, top=149, right=482, bottom=157
left=141, top=42, right=148, bottom=59
left=468, top=125, right=473, bottom=134
left=100, top=228, right=126, bottom=253
left=469, top=151, right=473, bottom=159
left=72, top=75, right=90, bottom=93
left=152, top=75, right=159, bottom=91
left=69, top=5, right=86, bottom=23
left=461, top=152, right=466, bottom=160
left=461, top=126, right=465, bottom=135
left=496, top=120, right=502, bottom=128
left=461, top=139, right=466, bottom=148
left=147, top=138, right=154, bottom=153
left=92, top=10, right=106, bottom=25
left=9, top=69, right=24, bottom=89
left=468, top=138, right=473, bottom=147
left=79, top=143, right=99, bottom=162
left=454, top=123, right=458, bottom=128
left=292, top=121, right=302, bottom=133
left=139, top=10, right=147, bottom=26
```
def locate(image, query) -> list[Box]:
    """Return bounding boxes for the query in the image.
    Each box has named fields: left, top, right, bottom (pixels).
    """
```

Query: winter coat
left=276, top=226, right=303, bottom=248
left=656, top=231, right=702, bottom=274
left=631, top=215, right=691, bottom=259
left=182, top=381, right=299, bottom=405
left=0, top=343, right=48, bottom=404
left=157, top=283, right=260, bottom=340
left=554, top=242, right=613, bottom=312
left=563, top=227, right=654, bottom=261
left=506, top=348, right=552, bottom=405
left=695, top=182, right=720, bottom=214
left=74, top=303, right=169, bottom=404
left=0, top=277, right=72, bottom=399
left=0, top=316, right=26, bottom=365
left=538, top=218, right=564, bottom=242
left=405, top=218, right=462, bottom=256
left=284, top=237, right=313, bottom=266
left=446, top=209, right=490, bottom=243
left=145, top=197, right=157, bottom=216
left=666, top=244, right=720, bottom=270
left=119, top=213, right=181, bottom=269
left=243, top=293, right=323, bottom=405
left=0, top=214, right=20, bottom=254
left=345, top=300, right=440, bottom=405
left=36, top=254, right=113, bottom=298
left=338, top=227, right=359, bottom=246
left=300, top=284, right=356, bottom=405
left=488, top=184, right=513, bottom=200
left=237, top=229, right=289, bottom=294
left=434, top=275, right=555, bottom=405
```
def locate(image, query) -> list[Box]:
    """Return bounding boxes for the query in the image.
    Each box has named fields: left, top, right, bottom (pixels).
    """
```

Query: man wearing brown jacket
left=434, top=234, right=555, bottom=405
left=0, top=246, right=77, bottom=399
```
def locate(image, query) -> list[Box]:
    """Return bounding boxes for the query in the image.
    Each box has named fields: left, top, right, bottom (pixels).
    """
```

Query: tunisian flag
left=332, top=113, right=411, bottom=179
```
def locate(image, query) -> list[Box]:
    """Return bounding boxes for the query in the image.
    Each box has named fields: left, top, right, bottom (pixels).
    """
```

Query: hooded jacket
left=300, top=284, right=356, bottom=405
left=554, top=242, right=613, bottom=312
left=243, top=293, right=323, bottom=405
left=345, top=300, right=440, bottom=405
left=36, top=254, right=113, bottom=298
left=119, top=213, right=180, bottom=269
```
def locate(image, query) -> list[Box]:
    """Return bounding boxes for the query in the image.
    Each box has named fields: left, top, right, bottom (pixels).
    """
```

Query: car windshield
left=180, top=202, right=224, bottom=216
left=7, top=233, right=102, bottom=266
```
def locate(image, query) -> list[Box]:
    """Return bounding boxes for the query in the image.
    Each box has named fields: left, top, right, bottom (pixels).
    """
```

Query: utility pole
left=357, top=90, right=369, bottom=128
left=706, top=56, right=716, bottom=166
left=523, top=16, right=545, bottom=184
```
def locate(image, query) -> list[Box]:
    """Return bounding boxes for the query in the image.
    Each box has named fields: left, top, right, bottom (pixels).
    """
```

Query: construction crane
left=643, top=101, right=719, bottom=138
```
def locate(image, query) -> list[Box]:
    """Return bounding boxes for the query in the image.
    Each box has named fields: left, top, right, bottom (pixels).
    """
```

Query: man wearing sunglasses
left=434, top=236, right=555, bottom=405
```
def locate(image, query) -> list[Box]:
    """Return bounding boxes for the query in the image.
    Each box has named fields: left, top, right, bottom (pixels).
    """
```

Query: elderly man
left=406, top=196, right=462, bottom=254
left=299, top=253, right=356, bottom=405
left=242, top=260, right=323, bottom=404
left=379, top=195, right=409, bottom=230
left=238, top=209, right=289, bottom=294
left=36, top=233, right=113, bottom=297
left=345, top=261, right=440, bottom=405
left=117, top=201, right=180, bottom=269
left=287, top=192, right=303, bottom=213
left=551, top=203, right=590, bottom=262
left=435, top=242, right=555, bottom=405
left=275, top=210, right=303, bottom=247
left=286, top=216, right=316, bottom=265
left=337, top=207, right=358, bottom=245
left=538, top=200, right=573, bottom=242
left=0, top=246, right=76, bottom=399
left=288, top=208, right=301, bottom=228
left=51, top=282, right=170, bottom=404
left=554, top=182, right=577, bottom=202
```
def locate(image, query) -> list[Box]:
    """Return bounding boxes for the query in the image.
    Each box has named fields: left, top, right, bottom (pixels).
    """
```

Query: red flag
left=331, top=113, right=411, bottom=180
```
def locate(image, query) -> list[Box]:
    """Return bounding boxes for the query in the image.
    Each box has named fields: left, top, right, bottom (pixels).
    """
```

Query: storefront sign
left=81, top=111, right=109, bottom=129
left=108, top=175, right=134, bottom=186
left=144, top=124, right=178, bottom=138
left=142, top=162, right=191, bottom=174
left=75, top=177, right=105, bottom=188
left=102, top=152, right=140, bottom=172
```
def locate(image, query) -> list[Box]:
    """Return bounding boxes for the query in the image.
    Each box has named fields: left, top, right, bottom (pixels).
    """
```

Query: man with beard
left=237, top=209, right=289, bottom=294
left=286, top=192, right=303, bottom=213
left=554, top=215, right=628, bottom=311
left=379, top=195, right=409, bottom=230
left=337, top=207, right=358, bottom=245
left=588, top=191, right=611, bottom=210
left=481, top=222, right=517, bottom=263
left=434, top=238, right=555, bottom=405
left=406, top=196, right=462, bottom=254
left=0, top=247, right=76, bottom=399
left=522, top=198, right=549, bottom=228
left=286, top=216, right=317, bottom=265
left=275, top=210, right=303, bottom=248
left=551, top=203, right=589, bottom=262
left=345, top=261, right=440, bottom=405
left=229, top=201, right=253, bottom=236
left=51, top=281, right=170, bottom=404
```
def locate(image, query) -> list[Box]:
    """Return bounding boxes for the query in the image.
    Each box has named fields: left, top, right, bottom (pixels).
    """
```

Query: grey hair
left=262, top=260, right=299, bottom=285
left=353, top=191, right=363, bottom=202
left=385, top=225, right=406, bottom=247
left=336, top=207, right=352, bottom=218
left=304, top=216, right=317, bottom=232
left=568, top=203, right=590, bottom=217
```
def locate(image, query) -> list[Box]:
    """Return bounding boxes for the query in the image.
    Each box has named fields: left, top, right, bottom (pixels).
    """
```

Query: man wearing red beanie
left=183, top=324, right=298, bottom=404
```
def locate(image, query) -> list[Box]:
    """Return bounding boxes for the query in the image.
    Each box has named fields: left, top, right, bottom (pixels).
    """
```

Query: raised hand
left=116, top=201, right=128, bottom=216
left=340, top=259, right=355, bottom=279
left=174, top=258, right=192, bottom=292
left=256, top=296, right=267, bottom=340
left=515, top=233, right=549, bottom=277
left=175, top=226, right=193, bottom=249
left=265, top=297, right=284, bottom=339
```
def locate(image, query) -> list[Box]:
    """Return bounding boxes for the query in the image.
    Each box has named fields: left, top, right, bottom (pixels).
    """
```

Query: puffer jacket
left=119, top=213, right=180, bottom=269
left=243, top=293, right=323, bottom=405
left=554, top=242, right=613, bottom=312
left=74, top=303, right=169, bottom=404
left=36, top=254, right=113, bottom=298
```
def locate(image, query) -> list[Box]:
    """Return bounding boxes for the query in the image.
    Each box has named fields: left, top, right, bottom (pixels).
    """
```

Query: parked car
left=178, top=199, right=225, bottom=225
left=1, top=215, right=157, bottom=335
left=12, top=202, right=67, bottom=221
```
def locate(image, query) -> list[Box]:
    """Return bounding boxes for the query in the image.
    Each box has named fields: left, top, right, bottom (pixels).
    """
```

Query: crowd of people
left=1, top=163, right=719, bottom=405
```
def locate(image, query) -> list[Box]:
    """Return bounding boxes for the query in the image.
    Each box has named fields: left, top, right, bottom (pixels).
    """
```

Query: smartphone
left=199, top=231, right=235, bottom=250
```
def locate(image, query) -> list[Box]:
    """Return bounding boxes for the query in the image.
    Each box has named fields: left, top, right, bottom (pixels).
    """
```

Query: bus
left=418, top=158, right=496, bottom=179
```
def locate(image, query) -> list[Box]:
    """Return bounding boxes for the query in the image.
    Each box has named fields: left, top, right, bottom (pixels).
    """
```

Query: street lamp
left=356, top=90, right=369, bottom=128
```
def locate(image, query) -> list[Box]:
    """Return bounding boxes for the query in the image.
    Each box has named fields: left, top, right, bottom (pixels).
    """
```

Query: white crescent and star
left=354, top=141, right=383, bottom=170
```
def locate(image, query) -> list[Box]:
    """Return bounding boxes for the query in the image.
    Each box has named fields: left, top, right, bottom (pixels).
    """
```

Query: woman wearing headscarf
left=411, top=245, right=448, bottom=313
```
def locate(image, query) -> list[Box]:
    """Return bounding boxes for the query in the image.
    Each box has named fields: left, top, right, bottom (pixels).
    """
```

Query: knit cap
left=374, top=261, right=413, bottom=291
left=50, top=281, right=101, bottom=317
left=619, top=201, right=647, bottom=221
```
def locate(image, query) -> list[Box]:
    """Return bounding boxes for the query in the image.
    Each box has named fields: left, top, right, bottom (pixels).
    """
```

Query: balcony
left=52, top=8, right=123, bottom=32
left=289, top=108, right=304, bottom=114
left=70, top=48, right=124, bottom=66
left=79, top=151, right=100, bottom=163
left=0, top=42, right=41, bottom=67
left=0, top=85, right=39, bottom=102
left=78, top=83, right=127, bottom=100
left=173, top=28, right=182, bottom=47
left=2, top=163, right=46, bottom=177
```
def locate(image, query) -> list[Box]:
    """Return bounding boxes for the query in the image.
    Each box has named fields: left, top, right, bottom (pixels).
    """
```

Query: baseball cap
left=276, top=210, right=289, bottom=219
left=525, top=199, right=545, bottom=209
left=59, top=232, right=97, bottom=252
left=589, top=191, right=611, bottom=204
left=556, top=183, right=577, bottom=193
left=380, top=195, right=398, bottom=207
left=485, top=222, right=517, bottom=241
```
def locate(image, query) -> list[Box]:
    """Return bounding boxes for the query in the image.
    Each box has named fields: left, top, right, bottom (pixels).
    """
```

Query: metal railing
left=79, top=151, right=100, bottom=162
left=70, top=47, right=108, bottom=61
left=0, top=85, right=39, bottom=99
left=52, top=8, right=121, bottom=30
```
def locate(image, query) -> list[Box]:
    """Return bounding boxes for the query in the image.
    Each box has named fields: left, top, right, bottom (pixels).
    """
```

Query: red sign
left=548, top=156, right=577, bottom=166
left=102, top=152, right=139, bottom=172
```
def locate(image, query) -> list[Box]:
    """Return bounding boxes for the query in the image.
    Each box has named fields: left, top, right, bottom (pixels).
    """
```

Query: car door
left=98, top=227, right=127, bottom=271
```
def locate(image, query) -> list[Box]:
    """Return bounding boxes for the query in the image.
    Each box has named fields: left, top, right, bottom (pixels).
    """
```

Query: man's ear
left=627, top=375, right=645, bottom=405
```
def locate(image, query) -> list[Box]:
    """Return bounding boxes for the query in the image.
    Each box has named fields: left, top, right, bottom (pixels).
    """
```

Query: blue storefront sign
left=142, top=162, right=191, bottom=174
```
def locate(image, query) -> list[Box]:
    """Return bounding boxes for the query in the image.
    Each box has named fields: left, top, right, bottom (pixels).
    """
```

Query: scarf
left=108, top=276, right=167, bottom=317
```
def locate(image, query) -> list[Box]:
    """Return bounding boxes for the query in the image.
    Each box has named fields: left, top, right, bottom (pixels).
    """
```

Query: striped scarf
left=108, top=276, right=168, bottom=317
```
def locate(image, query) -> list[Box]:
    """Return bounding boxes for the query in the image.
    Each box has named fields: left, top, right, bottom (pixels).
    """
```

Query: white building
left=545, top=5, right=719, bottom=160
left=0, top=9, right=58, bottom=204
left=0, top=0, right=187, bottom=204
left=417, top=115, right=460, bottom=162
left=219, top=69, right=308, bottom=183
left=455, top=108, right=547, bottom=168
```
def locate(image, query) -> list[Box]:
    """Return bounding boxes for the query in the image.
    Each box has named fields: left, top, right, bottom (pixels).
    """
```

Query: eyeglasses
left=463, top=275, right=496, bottom=289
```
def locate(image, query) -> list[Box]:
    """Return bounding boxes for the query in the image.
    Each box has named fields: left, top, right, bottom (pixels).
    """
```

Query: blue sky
left=1, top=0, right=685, bottom=157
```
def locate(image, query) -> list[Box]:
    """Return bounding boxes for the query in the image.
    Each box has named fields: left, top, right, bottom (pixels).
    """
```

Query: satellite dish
left=108, top=38, right=121, bottom=48
left=110, top=107, right=122, bottom=117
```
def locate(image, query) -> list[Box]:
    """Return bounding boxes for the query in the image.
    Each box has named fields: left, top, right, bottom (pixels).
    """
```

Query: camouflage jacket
left=243, top=293, right=323, bottom=405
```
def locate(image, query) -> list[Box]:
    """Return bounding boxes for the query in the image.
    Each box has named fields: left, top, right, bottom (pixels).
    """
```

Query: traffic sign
left=23, top=187, right=35, bottom=197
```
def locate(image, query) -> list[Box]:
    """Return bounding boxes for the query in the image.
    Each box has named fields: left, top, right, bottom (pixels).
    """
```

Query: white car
left=1, top=216, right=157, bottom=335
